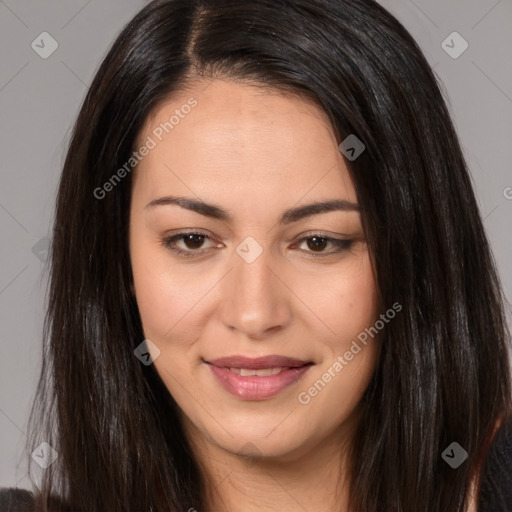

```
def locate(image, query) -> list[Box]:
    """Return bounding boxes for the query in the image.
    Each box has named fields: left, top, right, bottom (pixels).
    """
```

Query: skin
left=128, top=77, right=384, bottom=511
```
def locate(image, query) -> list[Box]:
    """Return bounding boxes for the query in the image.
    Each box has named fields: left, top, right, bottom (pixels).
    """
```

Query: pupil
left=184, top=234, right=204, bottom=249
left=307, top=236, right=327, bottom=251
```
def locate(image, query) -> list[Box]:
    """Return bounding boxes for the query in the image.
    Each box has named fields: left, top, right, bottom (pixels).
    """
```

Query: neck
left=183, top=415, right=359, bottom=512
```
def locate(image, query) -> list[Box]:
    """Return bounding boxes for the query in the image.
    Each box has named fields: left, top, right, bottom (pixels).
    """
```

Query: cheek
left=296, top=251, right=380, bottom=351
left=131, top=242, right=170, bottom=338
left=130, top=232, right=209, bottom=342
left=132, top=237, right=379, bottom=346
left=293, top=252, right=380, bottom=406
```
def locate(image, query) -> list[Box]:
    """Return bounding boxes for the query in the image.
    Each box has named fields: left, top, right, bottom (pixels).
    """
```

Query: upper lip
left=206, top=355, right=312, bottom=369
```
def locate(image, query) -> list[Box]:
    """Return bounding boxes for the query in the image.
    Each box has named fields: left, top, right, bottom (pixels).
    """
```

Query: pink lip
left=205, top=355, right=313, bottom=400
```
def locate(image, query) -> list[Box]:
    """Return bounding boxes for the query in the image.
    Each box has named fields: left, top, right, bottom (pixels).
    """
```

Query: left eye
left=294, top=235, right=354, bottom=255
left=161, top=232, right=353, bottom=258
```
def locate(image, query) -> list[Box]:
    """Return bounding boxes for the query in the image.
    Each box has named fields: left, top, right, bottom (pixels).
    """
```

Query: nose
left=218, top=243, right=292, bottom=339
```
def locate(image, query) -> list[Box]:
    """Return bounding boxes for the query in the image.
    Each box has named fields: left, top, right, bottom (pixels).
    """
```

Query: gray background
left=1, top=0, right=511, bottom=489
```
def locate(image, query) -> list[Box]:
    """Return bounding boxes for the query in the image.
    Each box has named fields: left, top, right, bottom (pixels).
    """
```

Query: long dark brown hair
left=26, top=0, right=512, bottom=510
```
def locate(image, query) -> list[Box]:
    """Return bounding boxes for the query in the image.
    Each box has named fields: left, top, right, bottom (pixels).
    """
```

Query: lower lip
left=207, top=363, right=313, bottom=400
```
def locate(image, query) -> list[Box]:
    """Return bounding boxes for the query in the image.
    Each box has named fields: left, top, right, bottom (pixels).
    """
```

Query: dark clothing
left=477, top=418, right=512, bottom=511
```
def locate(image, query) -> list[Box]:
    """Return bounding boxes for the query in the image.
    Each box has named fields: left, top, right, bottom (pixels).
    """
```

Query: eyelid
left=292, top=233, right=354, bottom=257
left=161, top=230, right=354, bottom=258
left=161, top=230, right=220, bottom=256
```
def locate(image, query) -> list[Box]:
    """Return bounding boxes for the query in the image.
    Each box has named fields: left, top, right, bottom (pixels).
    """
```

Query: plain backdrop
left=1, top=0, right=511, bottom=489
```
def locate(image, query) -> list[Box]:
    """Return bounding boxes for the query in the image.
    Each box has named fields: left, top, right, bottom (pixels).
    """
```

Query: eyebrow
left=145, top=195, right=360, bottom=225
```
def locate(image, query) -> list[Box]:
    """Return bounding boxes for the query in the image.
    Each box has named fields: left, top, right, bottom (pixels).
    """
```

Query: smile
left=205, top=355, right=314, bottom=400
left=228, top=367, right=285, bottom=376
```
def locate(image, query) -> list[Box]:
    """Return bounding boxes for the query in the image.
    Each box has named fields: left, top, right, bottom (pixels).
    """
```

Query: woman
left=1, top=0, right=511, bottom=510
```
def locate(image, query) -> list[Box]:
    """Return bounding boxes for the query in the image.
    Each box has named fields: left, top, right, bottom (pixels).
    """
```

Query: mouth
left=205, top=355, right=314, bottom=400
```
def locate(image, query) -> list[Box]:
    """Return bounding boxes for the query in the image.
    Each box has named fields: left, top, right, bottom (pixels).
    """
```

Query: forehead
left=132, top=79, right=357, bottom=208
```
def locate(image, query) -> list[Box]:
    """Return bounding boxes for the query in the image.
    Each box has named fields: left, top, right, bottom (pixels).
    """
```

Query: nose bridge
left=219, top=238, right=290, bottom=337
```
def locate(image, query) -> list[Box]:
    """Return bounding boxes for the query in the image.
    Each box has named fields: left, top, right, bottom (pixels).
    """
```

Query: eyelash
left=160, top=231, right=354, bottom=258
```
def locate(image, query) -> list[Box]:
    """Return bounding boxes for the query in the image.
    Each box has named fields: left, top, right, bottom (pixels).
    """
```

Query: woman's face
left=129, top=78, right=381, bottom=460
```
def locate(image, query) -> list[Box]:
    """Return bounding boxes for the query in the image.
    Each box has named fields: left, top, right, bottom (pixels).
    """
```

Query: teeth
left=229, top=367, right=284, bottom=376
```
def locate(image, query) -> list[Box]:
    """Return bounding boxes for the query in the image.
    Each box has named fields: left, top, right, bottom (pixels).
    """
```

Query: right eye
left=161, top=231, right=220, bottom=258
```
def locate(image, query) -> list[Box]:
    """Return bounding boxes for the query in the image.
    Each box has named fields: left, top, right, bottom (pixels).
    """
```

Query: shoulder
left=0, top=487, right=73, bottom=512
left=478, top=416, right=512, bottom=511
